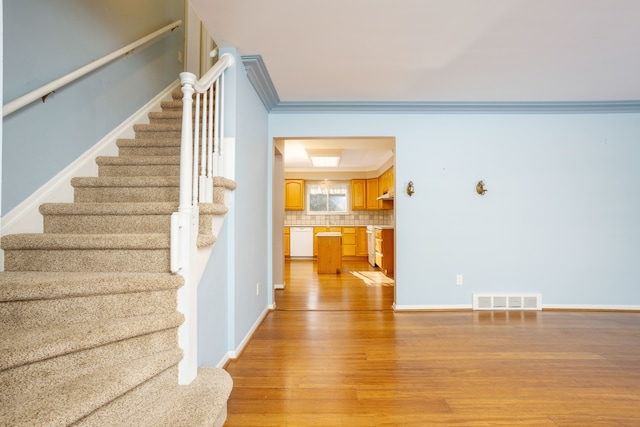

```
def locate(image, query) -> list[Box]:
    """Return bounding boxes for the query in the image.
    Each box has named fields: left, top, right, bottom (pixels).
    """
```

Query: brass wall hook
left=476, top=180, right=487, bottom=195
left=406, top=181, right=415, bottom=197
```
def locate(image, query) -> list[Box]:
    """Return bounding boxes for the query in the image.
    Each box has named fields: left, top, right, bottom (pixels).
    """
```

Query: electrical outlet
left=256, top=282, right=260, bottom=295
left=456, top=274, right=463, bottom=285
left=177, top=50, right=183, bottom=64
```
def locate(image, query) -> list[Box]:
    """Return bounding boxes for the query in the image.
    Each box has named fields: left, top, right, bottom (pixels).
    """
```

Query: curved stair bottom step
left=74, top=367, right=233, bottom=427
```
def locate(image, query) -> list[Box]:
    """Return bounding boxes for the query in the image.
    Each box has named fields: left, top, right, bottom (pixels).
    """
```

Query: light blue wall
left=197, top=220, right=230, bottom=366
left=2, top=0, right=184, bottom=214
left=229, top=49, right=270, bottom=346
left=270, top=112, right=640, bottom=307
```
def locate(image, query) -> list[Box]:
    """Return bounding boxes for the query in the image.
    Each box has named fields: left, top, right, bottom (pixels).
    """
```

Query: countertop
left=315, top=232, right=342, bottom=237
left=285, top=224, right=393, bottom=228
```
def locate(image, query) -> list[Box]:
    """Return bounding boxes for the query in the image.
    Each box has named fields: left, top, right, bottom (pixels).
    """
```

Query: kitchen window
left=306, top=181, right=350, bottom=214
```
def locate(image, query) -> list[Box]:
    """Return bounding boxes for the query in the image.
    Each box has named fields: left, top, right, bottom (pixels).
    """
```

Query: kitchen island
left=316, top=232, right=342, bottom=273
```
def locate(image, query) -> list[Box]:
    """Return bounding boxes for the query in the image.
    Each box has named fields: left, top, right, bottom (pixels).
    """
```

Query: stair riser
left=135, top=131, right=182, bottom=139
left=0, top=289, right=177, bottom=329
left=74, top=187, right=179, bottom=203
left=0, top=329, right=178, bottom=403
left=4, top=249, right=170, bottom=273
left=43, top=215, right=212, bottom=235
left=148, top=115, right=210, bottom=124
left=72, top=366, right=179, bottom=426
left=118, top=146, right=181, bottom=156
left=98, top=165, right=180, bottom=177
left=43, top=215, right=171, bottom=234
left=5, top=349, right=182, bottom=427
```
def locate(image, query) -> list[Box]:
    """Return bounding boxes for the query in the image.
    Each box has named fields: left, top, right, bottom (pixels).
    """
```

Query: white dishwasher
left=289, top=227, right=314, bottom=258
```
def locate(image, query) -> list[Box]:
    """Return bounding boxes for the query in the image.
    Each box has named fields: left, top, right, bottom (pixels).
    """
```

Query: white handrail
left=194, top=53, right=235, bottom=93
left=3, top=20, right=182, bottom=117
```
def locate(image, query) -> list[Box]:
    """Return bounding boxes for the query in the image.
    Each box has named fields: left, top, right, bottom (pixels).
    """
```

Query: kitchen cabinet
left=351, top=179, right=366, bottom=210
left=316, top=232, right=342, bottom=274
left=284, top=179, right=305, bottom=210
left=377, top=168, right=394, bottom=210
left=288, top=226, right=369, bottom=259
left=341, top=227, right=356, bottom=256
left=366, top=178, right=380, bottom=210
left=313, top=227, right=340, bottom=256
left=356, top=227, right=368, bottom=256
left=284, top=227, right=290, bottom=257
left=374, top=228, right=394, bottom=277
left=378, top=166, right=394, bottom=195
left=313, top=227, right=326, bottom=256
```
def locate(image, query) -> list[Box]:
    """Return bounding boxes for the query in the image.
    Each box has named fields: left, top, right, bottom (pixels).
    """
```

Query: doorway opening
left=272, top=136, right=396, bottom=311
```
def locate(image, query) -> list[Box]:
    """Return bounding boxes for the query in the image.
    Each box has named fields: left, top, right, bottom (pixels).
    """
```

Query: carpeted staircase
left=0, top=90, right=235, bottom=426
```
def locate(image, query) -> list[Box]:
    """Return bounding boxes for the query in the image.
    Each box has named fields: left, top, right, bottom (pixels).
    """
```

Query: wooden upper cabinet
left=351, top=179, right=366, bottom=210
left=366, top=178, right=380, bottom=210
left=379, top=166, right=394, bottom=195
left=284, top=179, right=305, bottom=210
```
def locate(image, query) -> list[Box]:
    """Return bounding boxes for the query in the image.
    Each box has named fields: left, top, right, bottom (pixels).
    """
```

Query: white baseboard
left=393, top=303, right=640, bottom=312
left=221, top=306, right=271, bottom=365
left=393, top=304, right=472, bottom=311
left=543, top=304, right=640, bottom=311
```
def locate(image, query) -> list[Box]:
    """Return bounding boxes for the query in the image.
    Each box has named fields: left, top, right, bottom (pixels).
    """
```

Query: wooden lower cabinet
left=374, top=228, right=394, bottom=277
left=284, top=226, right=368, bottom=259
left=313, top=227, right=326, bottom=257
left=341, top=227, right=356, bottom=256
left=284, top=227, right=290, bottom=257
left=356, top=227, right=368, bottom=256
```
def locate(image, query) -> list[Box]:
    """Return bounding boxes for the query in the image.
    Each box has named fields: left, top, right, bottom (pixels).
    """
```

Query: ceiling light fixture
left=306, top=149, right=342, bottom=167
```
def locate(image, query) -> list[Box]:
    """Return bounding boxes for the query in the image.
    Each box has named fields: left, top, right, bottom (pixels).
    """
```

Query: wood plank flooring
left=224, top=260, right=640, bottom=426
left=275, top=259, right=395, bottom=311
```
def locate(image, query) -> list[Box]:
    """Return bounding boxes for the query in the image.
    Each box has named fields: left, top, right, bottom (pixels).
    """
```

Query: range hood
left=377, top=192, right=394, bottom=201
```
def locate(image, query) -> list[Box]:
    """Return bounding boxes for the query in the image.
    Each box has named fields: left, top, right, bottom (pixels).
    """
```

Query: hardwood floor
left=275, top=258, right=395, bottom=311
left=224, top=260, right=640, bottom=426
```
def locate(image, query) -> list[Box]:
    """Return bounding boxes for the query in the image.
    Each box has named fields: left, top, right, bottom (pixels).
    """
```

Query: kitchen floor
left=276, top=259, right=395, bottom=311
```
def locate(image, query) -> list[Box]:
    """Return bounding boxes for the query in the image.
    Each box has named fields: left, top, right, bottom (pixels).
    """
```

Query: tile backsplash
left=285, top=210, right=394, bottom=226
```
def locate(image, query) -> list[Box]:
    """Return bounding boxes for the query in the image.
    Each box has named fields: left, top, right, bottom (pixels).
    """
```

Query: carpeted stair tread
left=40, top=202, right=227, bottom=216
left=0, top=348, right=182, bottom=427
left=0, top=271, right=182, bottom=302
left=0, top=331, right=178, bottom=406
left=0, top=313, right=184, bottom=371
left=214, top=176, right=238, bottom=191
left=95, top=156, right=180, bottom=166
left=133, top=123, right=182, bottom=132
left=116, top=139, right=181, bottom=156
left=197, top=234, right=216, bottom=247
left=75, top=367, right=232, bottom=427
left=71, top=176, right=179, bottom=188
left=117, top=138, right=181, bottom=147
left=39, top=202, right=226, bottom=234
left=1, top=233, right=170, bottom=250
left=40, top=202, right=179, bottom=216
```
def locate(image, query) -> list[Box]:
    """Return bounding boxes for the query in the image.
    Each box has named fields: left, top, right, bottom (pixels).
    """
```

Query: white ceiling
left=278, top=137, right=395, bottom=172
left=191, top=0, right=640, bottom=171
left=193, top=0, right=640, bottom=103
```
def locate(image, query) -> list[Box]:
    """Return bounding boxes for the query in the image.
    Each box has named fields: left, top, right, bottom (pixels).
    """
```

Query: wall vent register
left=472, top=293, right=542, bottom=311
